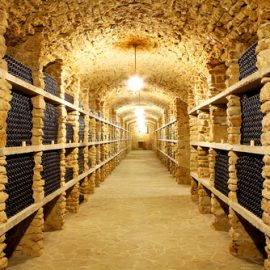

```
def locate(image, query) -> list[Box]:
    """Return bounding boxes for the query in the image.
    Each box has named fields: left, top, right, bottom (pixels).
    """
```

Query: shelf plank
left=157, top=149, right=178, bottom=164
left=154, top=119, right=176, bottom=132
left=190, top=141, right=270, bottom=155
left=189, top=71, right=262, bottom=115
left=158, top=139, right=178, bottom=143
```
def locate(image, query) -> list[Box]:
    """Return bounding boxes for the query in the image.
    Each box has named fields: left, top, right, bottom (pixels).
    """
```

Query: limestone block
left=31, top=96, right=45, bottom=110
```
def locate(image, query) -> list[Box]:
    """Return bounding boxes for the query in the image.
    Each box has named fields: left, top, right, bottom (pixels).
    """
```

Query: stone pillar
left=226, top=95, right=242, bottom=145
left=175, top=98, right=190, bottom=184
left=228, top=208, right=263, bottom=260
left=197, top=147, right=209, bottom=178
left=95, top=168, right=101, bottom=187
left=65, top=147, right=79, bottom=213
left=0, top=0, right=9, bottom=71
left=225, top=43, right=245, bottom=87
left=66, top=184, right=80, bottom=213
left=198, top=184, right=211, bottom=214
left=31, top=96, right=45, bottom=145
left=208, top=148, right=216, bottom=187
left=190, top=178, right=199, bottom=202
left=211, top=194, right=230, bottom=231
left=228, top=151, right=239, bottom=202
left=44, top=194, right=66, bottom=231
left=89, top=173, right=96, bottom=194
left=68, top=111, right=80, bottom=143
left=0, top=235, right=7, bottom=269
left=209, top=105, right=228, bottom=143
left=13, top=208, right=44, bottom=257
left=33, top=152, right=44, bottom=203
left=58, top=105, right=67, bottom=144
left=197, top=111, right=210, bottom=142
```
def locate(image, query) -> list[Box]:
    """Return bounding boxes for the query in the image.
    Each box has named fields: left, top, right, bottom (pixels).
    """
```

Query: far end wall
left=131, top=124, right=154, bottom=150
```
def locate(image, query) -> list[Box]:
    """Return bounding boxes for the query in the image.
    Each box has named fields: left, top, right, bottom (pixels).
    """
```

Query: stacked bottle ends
left=43, top=102, right=58, bottom=144
left=214, top=150, right=229, bottom=196
left=6, top=89, right=33, bottom=147
left=236, top=153, right=264, bottom=218
left=240, top=88, right=263, bottom=146
left=238, top=43, right=258, bottom=80
left=3, top=55, right=33, bottom=84
left=43, top=72, right=58, bottom=96
left=42, top=151, right=61, bottom=196
left=6, top=153, right=35, bottom=218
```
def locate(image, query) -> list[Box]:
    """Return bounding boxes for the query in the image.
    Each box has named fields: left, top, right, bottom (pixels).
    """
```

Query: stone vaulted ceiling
left=5, top=0, right=259, bottom=124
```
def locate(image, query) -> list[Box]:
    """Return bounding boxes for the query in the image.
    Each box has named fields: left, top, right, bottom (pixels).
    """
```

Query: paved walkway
left=8, top=151, right=263, bottom=270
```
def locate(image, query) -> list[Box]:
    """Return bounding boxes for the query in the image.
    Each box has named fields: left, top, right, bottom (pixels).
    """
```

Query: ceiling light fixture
left=127, top=45, right=144, bottom=93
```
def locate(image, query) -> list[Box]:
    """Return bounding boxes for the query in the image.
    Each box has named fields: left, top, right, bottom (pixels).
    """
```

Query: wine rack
left=6, top=153, right=35, bottom=218
left=236, top=154, right=264, bottom=218
left=6, top=89, right=33, bottom=147
left=66, top=123, right=74, bottom=143
left=65, top=167, right=73, bottom=183
left=214, top=151, right=229, bottom=196
left=42, top=151, right=61, bottom=196
left=78, top=147, right=84, bottom=175
left=43, top=102, right=58, bottom=144
left=43, top=72, right=58, bottom=96
left=3, top=55, right=33, bottom=84
left=240, top=88, right=263, bottom=146
left=238, top=43, right=257, bottom=80
left=64, top=93, right=74, bottom=104
left=78, top=115, right=85, bottom=142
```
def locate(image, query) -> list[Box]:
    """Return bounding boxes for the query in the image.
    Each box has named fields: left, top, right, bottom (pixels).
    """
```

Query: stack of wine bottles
left=214, top=151, right=229, bottom=196
left=6, top=153, right=35, bottom=218
left=240, top=88, right=263, bottom=146
left=65, top=167, right=73, bottom=182
left=64, top=93, right=74, bottom=104
left=42, top=151, right=61, bottom=196
left=43, top=72, right=58, bottom=96
left=66, top=123, right=74, bottom=143
left=6, top=90, right=33, bottom=147
left=238, top=43, right=258, bottom=80
left=3, top=55, right=33, bottom=84
left=78, top=147, right=84, bottom=175
left=236, top=154, right=264, bottom=218
left=43, top=102, right=58, bottom=144
left=78, top=115, right=85, bottom=142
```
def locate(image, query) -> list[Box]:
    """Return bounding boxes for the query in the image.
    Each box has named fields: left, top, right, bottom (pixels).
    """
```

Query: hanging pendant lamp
left=127, top=45, right=144, bottom=93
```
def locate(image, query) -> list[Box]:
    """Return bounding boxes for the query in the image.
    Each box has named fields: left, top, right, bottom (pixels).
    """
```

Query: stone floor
left=8, top=150, right=264, bottom=270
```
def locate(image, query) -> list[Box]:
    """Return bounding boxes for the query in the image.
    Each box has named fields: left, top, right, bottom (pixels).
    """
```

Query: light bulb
left=127, top=75, right=144, bottom=93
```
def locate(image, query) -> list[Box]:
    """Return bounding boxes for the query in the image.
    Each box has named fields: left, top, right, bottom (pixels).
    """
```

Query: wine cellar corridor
left=1, top=0, right=270, bottom=269
left=6, top=151, right=263, bottom=270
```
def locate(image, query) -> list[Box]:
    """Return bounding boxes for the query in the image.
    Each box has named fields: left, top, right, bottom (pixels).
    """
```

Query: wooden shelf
left=0, top=149, right=127, bottom=236
left=154, top=119, right=176, bottom=132
left=0, top=68, right=129, bottom=132
left=191, top=172, right=270, bottom=236
left=0, top=140, right=129, bottom=156
left=158, top=139, right=178, bottom=143
left=189, top=71, right=263, bottom=115
left=89, top=113, right=129, bottom=132
left=190, top=141, right=270, bottom=155
left=157, top=149, right=178, bottom=164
